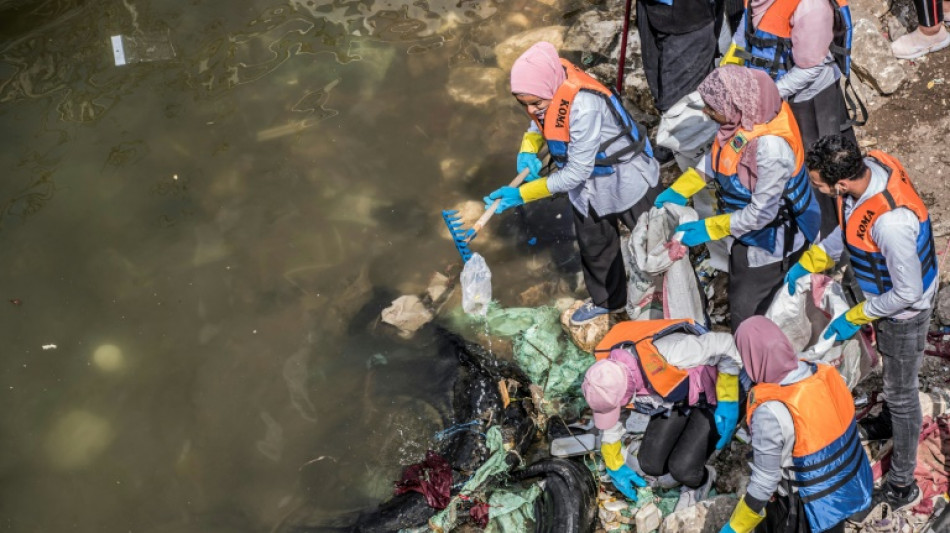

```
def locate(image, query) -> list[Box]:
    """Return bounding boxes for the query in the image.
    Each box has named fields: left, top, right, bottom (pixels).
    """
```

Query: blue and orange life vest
left=838, top=150, right=937, bottom=296
left=742, top=0, right=854, bottom=80
left=747, top=363, right=872, bottom=532
left=593, top=319, right=707, bottom=403
left=709, top=102, right=821, bottom=252
left=530, top=59, right=651, bottom=177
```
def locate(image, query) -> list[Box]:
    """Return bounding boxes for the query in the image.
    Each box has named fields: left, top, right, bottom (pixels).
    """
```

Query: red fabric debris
left=913, top=415, right=950, bottom=515
left=470, top=500, right=490, bottom=528
left=394, top=450, right=453, bottom=509
left=664, top=240, right=687, bottom=261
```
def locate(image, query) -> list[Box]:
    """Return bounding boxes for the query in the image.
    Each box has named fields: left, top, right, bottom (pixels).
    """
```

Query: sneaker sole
left=894, top=35, right=950, bottom=59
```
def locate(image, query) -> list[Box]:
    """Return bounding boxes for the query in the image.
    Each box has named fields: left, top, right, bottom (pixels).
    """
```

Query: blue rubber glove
left=824, top=312, right=861, bottom=342
left=714, top=401, right=739, bottom=450
left=784, top=262, right=810, bottom=296
left=516, top=152, right=543, bottom=182
left=483, top=186, right=524, bottom=214
left=607, top=464, right=647, bottom=502
left=675, top=220, right=713, bottom=247
left=653, top=187, right=688, bottom=209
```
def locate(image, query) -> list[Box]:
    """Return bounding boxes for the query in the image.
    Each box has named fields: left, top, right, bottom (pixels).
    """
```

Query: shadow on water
left=0, top=0, right=590, bottom=531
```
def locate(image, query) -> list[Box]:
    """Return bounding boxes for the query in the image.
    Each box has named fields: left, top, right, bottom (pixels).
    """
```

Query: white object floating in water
left=42, top=344, right=57, bottom=350
left=110, top=33, right=176, bottom=67
left=111, top=35, right=127, bottom=66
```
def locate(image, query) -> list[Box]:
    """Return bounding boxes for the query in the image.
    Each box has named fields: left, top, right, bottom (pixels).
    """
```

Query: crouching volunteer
left=582, top=318, right=741, bottom=510
left=721, top=316, right=872, bottom=533
left=784, top=134, right=936, bottom=518
left=483, top=41, right=661, bottom=326
left=654, top=66, right=821, bottom=332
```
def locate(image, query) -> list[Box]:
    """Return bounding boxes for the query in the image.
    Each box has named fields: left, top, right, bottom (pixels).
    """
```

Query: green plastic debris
left=446, top=303, right=595, bottom=418
left=485, top=483, right=543, bottom=532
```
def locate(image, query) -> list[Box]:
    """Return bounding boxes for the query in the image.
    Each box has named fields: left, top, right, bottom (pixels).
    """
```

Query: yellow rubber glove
left=671, top=168, right=707, bottom=198
left=519, top=177, right=551, bottom=203
left=722, top=497, right=766, bottom=533
left=705, top=213, right=732, bottom=240
left=520, top=131, right=544, bottom=154
left=800, top=245, right=835, bottom=273
left=601, top=440, right=626, bottom=471
left=845, top=301, right=876, bottom=326
left=720, top=43, right=747, bottom=67
left=716, top=373, right=739, bottom=403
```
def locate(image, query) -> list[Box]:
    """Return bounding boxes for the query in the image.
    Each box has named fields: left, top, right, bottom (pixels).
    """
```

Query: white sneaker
left=674, top=466, right=716, bottom=511
left=891, top=26, right=950, bottom=59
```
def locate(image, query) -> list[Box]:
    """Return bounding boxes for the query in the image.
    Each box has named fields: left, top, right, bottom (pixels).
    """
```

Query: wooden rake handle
left=472, top=147, right=550, bottom=234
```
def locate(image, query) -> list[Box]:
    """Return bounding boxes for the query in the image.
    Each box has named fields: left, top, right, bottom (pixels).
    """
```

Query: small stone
left=635, top=502, right=662, bottom=533
left=426, top=272, right=450, bottom=302
left=560, top=300, right=611, bottom=352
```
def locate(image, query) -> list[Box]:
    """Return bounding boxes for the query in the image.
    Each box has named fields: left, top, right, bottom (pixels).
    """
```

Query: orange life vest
left=837, top=150, right=937, bottom=296
left=593, top=319, right=700, bottom=399
left=746, top=364, right=872, bottom=531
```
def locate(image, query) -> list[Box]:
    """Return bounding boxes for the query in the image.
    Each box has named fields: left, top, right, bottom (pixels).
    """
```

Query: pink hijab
left=510, top=41, right=566, bottom=99
left=697, top=66, right=783, bottom=189
left=735, top=316, right=799, bottom=384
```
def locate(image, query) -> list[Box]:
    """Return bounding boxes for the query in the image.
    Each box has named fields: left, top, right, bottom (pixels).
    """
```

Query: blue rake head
left=441, top=209, right=477, bottom=262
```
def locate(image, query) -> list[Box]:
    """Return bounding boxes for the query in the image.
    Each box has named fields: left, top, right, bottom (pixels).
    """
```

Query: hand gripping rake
left=442, top=148, right=549, bottom=262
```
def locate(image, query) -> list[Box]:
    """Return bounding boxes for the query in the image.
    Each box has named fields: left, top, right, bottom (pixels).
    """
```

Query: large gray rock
left=446, top=67, right=506, bottom=107
left=494, top=26, right=568, bottom=71
left=660, top=495, right=738, bottom=533
left=851, top=17, right=908, bottom=95
left=562, top=10, right=624, bottom=54
left=936, top=285, right=950, bottom=326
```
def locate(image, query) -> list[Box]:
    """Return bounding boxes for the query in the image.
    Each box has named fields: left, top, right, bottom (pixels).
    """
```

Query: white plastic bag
left=764, top=274, right=878, bottom=388
left=460, top=253, right=492, bottom=316
left=657, top=91, right=719, bottom=171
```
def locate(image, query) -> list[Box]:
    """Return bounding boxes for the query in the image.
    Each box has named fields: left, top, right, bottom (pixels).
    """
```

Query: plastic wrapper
left=461, top=253, right=492, bottom=316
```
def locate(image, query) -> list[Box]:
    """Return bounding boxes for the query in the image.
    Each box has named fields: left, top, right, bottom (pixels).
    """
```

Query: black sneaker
left=850, top=480, right=921, bottom=525
left=858, top=413, right=893, bottom=441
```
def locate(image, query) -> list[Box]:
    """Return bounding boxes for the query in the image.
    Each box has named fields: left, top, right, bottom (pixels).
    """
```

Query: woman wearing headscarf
left=654, top=65, right=822, bottom=332
left=720, top=316, right=872, bottom=533
left=583, top=318, right=742, bottom=510
left=483, top=42, right=661, bottom=326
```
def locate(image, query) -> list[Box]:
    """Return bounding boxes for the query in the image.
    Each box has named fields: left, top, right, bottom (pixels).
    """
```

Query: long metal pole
left=615, top=0, right=635, bottom=94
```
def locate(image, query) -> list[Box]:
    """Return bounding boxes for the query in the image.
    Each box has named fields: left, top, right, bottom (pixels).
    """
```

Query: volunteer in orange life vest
left=654, top=66, right=821, bottom=333
left=483, top=41, right=661, bottom=326
left=719, top=0, right=858, bottom=237
left=722, top=316, right=871, bottom=533
left=784, top=134, right=936, bottom=519
left=583, top=319, right=741, bottom=510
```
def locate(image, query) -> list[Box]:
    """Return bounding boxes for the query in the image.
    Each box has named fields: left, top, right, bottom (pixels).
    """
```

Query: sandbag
left=764, top=274, right=878, bottom=388
left=624, top=204, right=706, bottom=325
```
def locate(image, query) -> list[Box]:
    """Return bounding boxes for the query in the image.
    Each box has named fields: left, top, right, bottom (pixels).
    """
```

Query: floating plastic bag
left=626, top=204, right=706, bottom=325
left=461, top=253, right=492, bottom=316
left=765, top=274, right=878, bottom=388
left=110, top=32, right=176, bottom=66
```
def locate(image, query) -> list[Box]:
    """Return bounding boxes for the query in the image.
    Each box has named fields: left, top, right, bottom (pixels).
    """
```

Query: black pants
left=913, top=0, right=944, bottom=27
left=572, top=181, right=662, bottom=310
left=637, top=406, right=718, bottom=488
left=788, top=82, right=857, bottom=239
left=637, top=3, right=717, bottom=113
left=728, top=241, right=805, bottom=334
left=756, top=492, right=845, bottom=533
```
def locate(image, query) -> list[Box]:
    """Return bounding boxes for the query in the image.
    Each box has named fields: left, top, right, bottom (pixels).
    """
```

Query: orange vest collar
left=710, top=102, right=804, bottom=177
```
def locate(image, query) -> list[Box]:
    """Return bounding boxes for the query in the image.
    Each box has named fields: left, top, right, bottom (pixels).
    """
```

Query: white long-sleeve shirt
left=815, top=158, right=935, bottom=319
left=528, top=91, right=660, bottom=216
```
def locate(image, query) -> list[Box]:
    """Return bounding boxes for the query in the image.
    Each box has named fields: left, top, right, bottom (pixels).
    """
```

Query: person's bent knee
left=636, top=448, right=668, bottom=477
left=668, top=459, right=707, bottom=488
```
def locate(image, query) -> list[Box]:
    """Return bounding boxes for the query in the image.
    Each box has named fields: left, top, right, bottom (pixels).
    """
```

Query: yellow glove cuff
left=716, top=373, right=740, bottom=403
left=520, top=131, right=544, bottom=154
left=800, top=245, right=835, bottom=273
left=705, top=213, right=732, bottom=241
left=519, top=178, right=551, bottom=203
left=845, top=302, right=876, bottom=325
left=670, top=168, right=706, bottom=198
left=601, top=441, right=625, bottom=471
left=720, top=43, right=747, bottom=67
left=727, top=498, right=766, bottom=533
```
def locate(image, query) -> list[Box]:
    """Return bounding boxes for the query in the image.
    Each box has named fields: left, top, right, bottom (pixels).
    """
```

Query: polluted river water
left=0, top=0, right=585, bottom=531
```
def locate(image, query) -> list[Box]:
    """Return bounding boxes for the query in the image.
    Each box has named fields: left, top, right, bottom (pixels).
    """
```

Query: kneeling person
left=583, top=319, right=741, bottom=509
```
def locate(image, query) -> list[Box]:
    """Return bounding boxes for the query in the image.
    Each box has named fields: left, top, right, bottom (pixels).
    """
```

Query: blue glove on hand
left=824, top=312, right=862, bottom=342
left=675, top=220, right=712, bottom=247
left=516, top=152, right=543, bottom=182
left=483, top=186, right=524, bottom=214
left=607, top=464, right=647, bottom=502
left=654, top=187, right=688, bottom=209
left=714, top=401, right=740, bottom=450
left=784, top=262, right=810, bottom=296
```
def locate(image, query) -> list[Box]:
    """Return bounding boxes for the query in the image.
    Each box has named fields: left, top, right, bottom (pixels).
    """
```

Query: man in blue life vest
left=785, top=134, right=936, bottom=518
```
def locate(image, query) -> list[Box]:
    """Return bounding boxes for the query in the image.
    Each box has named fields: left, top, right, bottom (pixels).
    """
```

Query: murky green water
left=0, top=0, right=585, bottom=531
